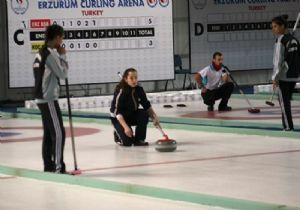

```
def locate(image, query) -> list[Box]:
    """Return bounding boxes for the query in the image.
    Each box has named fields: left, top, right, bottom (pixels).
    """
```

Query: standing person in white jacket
left=271, top=15, right=300, bottom=131
left=33, top=24, right=68, bottom=173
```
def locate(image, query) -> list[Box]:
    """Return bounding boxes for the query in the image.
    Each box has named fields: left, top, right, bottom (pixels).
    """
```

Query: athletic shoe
left=207, top=105, right=214, bottom=111
left=44, top=168, right=55, bottom=173
left=55, top=169, right=67, bottom=174
left=283, top=128, right=294, bottom=132
left=44, top=163, right=55, bottom=172
left=133, top=140, right=149, bottom=146
left=218, top=106, right=232, bottom=111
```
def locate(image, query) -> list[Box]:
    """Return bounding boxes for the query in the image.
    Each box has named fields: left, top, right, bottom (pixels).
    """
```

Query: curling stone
left=155, top=138, right=177, bottom=152
left=176, top=104, right=186, bottom=107
left=155, top=126, right=177, bottom=152
left=248, top=108, right=260, bottom=113
left=163, top=104, right=173, bottom=108
left=265, top=101, right=275, bottom=107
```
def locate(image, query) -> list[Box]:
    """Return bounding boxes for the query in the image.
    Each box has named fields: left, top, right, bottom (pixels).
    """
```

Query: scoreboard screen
left=7, top=0, right=173, bottom=88
left=189, top=0, right=300, bottom=72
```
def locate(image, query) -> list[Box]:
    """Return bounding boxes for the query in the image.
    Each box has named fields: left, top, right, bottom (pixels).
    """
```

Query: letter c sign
left=14, top=29, right=24, bottom=45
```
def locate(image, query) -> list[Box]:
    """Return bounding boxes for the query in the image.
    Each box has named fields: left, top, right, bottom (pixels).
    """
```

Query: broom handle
left=222, top=65, right=256, bottom=110
left=270, top=91, right=275, bottom=102
left=65, top=78, right=78, bottom=170
left=292, top=13, right=300, bottom=35
left=157, top=124, right=168, bottom=138
left=269, top=88, right=277, bottom=102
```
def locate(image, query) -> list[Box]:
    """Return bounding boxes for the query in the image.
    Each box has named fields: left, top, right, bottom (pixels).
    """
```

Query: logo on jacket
left=11, top=0, right=29, bottom=15
left=147, top=0, right=158, bottom=7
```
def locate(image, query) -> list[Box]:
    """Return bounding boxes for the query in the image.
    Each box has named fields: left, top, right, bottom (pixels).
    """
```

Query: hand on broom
left=272, top=80, right=279, bottom=91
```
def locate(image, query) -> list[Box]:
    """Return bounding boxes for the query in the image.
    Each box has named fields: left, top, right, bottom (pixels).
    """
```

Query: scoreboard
left=189, top=0, right=300, bottom=72
left=7, top=0, right=173, bottom=88
left=29, top=18, right=156, bottom=52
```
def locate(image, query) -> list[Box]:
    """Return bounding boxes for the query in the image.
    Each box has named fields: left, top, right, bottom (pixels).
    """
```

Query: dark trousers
left=37, top=101, right=66, bottom=173
left=201, top=82, right=234, bottom=108
left=278, top=81, right=296, bottom=130
left=111, top=109, right=149, bottom=146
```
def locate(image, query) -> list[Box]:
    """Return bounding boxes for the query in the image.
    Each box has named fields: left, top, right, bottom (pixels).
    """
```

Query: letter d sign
left=195, top=23, right=203, bottom=36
